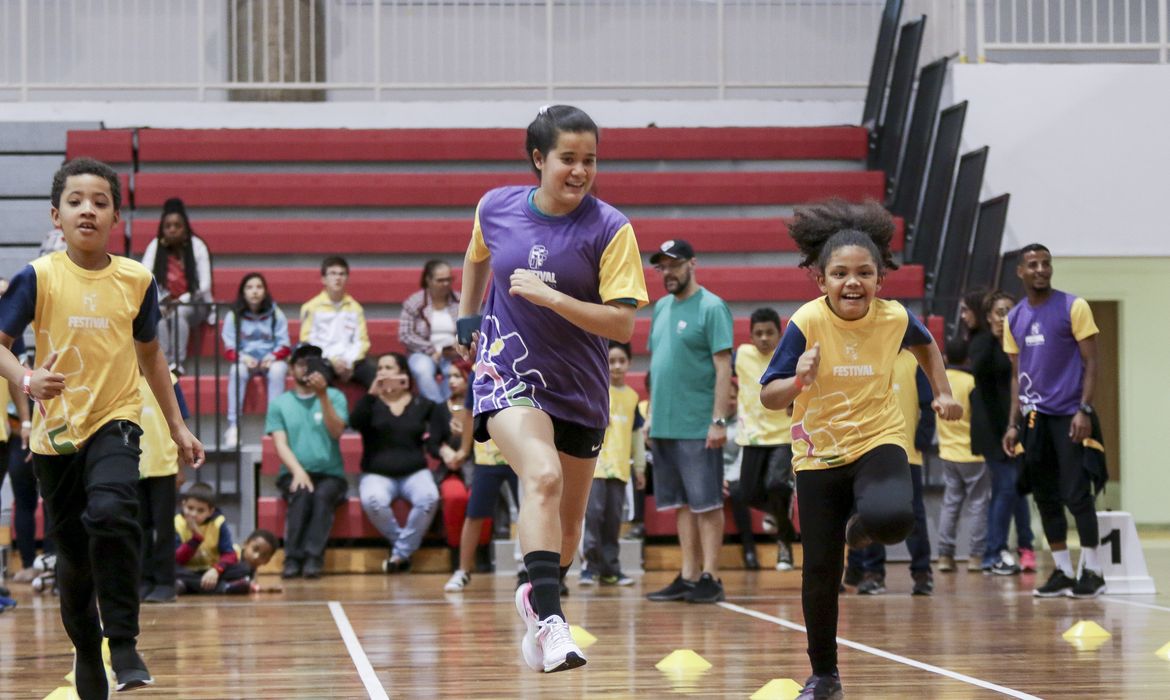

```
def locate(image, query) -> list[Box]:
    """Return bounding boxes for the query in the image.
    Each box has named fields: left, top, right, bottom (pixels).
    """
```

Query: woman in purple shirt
left=457, top=106, right=648, bottom=674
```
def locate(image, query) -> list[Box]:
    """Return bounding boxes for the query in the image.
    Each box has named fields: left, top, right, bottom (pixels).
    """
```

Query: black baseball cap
left=290, top=343, right=324, bottom=363
left=649, top=239, right=695, bottom=265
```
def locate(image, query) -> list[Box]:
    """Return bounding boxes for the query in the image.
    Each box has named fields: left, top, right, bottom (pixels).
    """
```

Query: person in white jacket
left=141, top=198, right=214, bottom=373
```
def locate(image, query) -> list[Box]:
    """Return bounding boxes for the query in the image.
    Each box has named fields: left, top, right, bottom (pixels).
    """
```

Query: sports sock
left=1080, top=546, right=1099, bottom=574
left=1052, top=549, right=1074, bottom=576
left=523, top=551, right=563, bottom=621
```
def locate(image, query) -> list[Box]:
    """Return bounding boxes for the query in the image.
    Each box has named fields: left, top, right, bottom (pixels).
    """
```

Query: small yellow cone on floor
left=656, top=649, right=713, bottom=672
left=42, top=687, right=77, bottom=700
left=750, top=677, right=805, bottom=700
left=569, top=625, right=597, bottom=649
left=1155, top=642, right=1170, bottom=661
left=1062, top=620, right=1112, bottom=652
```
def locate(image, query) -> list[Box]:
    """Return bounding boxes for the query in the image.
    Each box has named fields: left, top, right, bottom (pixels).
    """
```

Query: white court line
left=328, top=601, right=390, bottom=700
left=718, top=601, right=1041, bottom=700
left=1100, top=597, right=1170, bottom=614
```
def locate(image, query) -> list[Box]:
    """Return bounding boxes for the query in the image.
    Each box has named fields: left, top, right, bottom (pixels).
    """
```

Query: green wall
left=1056, top=257, right=1170, bottom=524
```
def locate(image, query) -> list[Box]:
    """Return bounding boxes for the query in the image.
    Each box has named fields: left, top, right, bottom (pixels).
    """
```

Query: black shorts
left=474, top=409, right=605, bottom=460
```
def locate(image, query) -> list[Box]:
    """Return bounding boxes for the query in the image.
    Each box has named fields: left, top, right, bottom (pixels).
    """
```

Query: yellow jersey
left=0, top=252, right=159, bottom=455
left=594, top=383, right=643, bottom=481
left=735, top=343, right=791, bottom=446
left=938, top=369, right=980, bottom=463
left=138, top=373, right=187, bottom=478
left=760, top=297, right=933, bottom=472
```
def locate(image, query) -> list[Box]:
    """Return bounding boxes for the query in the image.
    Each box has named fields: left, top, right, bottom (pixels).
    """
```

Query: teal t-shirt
left=647, top=287, right=733, bottom=439
left=264, top=387, right=350, bottom=479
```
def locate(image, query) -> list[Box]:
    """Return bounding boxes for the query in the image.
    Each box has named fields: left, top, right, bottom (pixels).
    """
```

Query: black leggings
left=796, top=444, right=914, bottom=676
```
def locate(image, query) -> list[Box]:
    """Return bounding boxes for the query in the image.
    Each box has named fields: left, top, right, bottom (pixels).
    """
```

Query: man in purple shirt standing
left=1002, top=243, right=1105, bottom=599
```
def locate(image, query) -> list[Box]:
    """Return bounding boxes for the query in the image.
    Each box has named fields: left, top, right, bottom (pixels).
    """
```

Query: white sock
left=1081, top=547, right=1099, bottom=574
left=1053, top=549, right=1074, bottom=576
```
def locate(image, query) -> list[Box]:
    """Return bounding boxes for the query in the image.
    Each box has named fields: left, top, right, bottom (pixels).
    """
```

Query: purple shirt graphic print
left=470, top=186, right=647, bottom=430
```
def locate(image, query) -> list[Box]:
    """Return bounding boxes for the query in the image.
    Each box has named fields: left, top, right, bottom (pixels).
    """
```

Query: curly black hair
left=788, top=199, right=898, bottom=272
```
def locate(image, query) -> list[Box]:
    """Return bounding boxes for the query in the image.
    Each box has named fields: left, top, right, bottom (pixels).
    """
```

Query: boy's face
left=51, top=174, right=119, bottom=254
left=750, top=321, right=781, bottom=356
left=608, top=347, right=629, bottom=384
left=242, top=537, right=276, bottom=569
left=182, top=497, right=213, bottom=524
left=321, top=265, right=348, bottom=296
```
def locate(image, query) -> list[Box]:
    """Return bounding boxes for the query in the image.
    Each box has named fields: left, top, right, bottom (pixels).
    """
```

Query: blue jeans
left=407, top=352, right=450, bottom=403
left=359, top=470, right=439, bottom=560
left=983, top=457, right=1035, bottom=566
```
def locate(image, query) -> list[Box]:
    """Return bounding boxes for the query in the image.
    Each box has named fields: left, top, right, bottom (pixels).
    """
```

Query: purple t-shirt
left=468, top=186, right=648, bottom=430
left=1004, top=289, right=1098, bottom=416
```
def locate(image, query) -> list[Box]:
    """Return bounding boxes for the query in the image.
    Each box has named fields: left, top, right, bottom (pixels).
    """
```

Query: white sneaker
left=514, top=583, right=543, bottom=671
left=222, top=425, right=238, bottom=449
left=535, top=615, right=587, bottom=673
left=444, top=570, right=470, bottom=592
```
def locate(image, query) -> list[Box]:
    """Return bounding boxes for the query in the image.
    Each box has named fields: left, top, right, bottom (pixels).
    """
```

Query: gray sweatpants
left=936, top=459, right=990, bottom=559
left=583, top=478, right=627, bottom=577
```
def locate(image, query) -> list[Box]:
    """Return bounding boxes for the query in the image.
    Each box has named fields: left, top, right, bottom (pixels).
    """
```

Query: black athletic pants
left=33, top=420, right=144, bottom=652
left=1026, top=412, right=1099, bottom=548
left=277, top=472, right=348, bottom=564
left=796, top=444, right=915, bottom=676
left=137, top=474, right=177, bottom=589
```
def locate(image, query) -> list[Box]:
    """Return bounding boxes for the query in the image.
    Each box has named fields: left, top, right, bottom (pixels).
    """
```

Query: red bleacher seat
left=209, top=265, right=923, bottom=305
left=65, top=130, right=134, bottom=164
left=135, top=171, right=885, bottom=209
left=123, top=216, right=905, bottom=256
left=135, top=127, right=868, bottom=163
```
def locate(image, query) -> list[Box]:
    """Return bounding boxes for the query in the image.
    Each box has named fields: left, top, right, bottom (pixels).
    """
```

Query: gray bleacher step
left=0, top=121, right=100, bottom=153
left=0, top=200, right=54, bottom=245
left=0, top=155, right=65, bottom=197
left=492, top=538, right=643, bottom=576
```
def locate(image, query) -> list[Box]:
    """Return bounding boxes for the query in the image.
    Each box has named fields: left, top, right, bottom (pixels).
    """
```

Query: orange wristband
left=793, top=376, right=804, bottom=391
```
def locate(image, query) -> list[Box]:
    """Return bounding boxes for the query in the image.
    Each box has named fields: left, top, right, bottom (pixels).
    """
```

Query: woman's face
left=376, top=355, right=409, bottom=389
left=243, top=277, right=266, bottom=309
left=426, top=264, right=453, bottom=299
left=447, top=368, right=467, bottom=397
left=987, top=298, right=1013, bottom=339
left=161, top=212, right=188, bottom=247
left=959, top=301, right=978, bottom=331
left=533, top=130, right=597, bottom=216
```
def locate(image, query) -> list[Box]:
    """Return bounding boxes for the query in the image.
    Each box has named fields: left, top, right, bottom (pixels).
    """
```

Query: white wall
left=950, top=64, right=1170, bottom=257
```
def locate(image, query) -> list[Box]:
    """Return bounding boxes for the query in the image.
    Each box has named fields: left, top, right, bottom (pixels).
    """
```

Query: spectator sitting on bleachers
left=141, top=198, right=214, bottom=374
left=266, top=343, right=349, bottom=580
left=221, top=272, right=291, bottom=449
left=299, top=256, right=375, bottom=388
left=399, top=259, right=461, bottom=402
left=351, top=351, right=456, bottom=574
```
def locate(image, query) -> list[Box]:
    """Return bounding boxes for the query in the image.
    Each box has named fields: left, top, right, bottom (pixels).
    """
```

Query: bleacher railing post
left=1160, top=0, right=1168, bottom=63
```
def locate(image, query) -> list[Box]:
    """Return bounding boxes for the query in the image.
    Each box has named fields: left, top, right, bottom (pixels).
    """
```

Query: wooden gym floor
left=3, top=546, right=1170, bottom=699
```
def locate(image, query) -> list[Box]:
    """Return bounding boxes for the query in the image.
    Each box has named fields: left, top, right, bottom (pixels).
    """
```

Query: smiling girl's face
left=817, top=245, right=881, bottom=321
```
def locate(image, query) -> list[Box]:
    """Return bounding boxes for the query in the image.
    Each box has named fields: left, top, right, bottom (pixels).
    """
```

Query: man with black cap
left=645, top=239, right=734, bottom=604
left=264, top=343, right=349, bottom=579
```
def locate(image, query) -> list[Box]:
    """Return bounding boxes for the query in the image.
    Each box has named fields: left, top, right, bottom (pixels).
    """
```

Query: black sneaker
left=856, top=572, right=886, bottom=595
left=647, top=573, right=695, bottom=602
left=303, top=557, right=325, bottom=579
left=797, top=671, right=843, bottom=699
left=143, top=585, right=176, bottom=604
left=845, top=513, right=872, bottom=550
left=990, top=551, right=1021, bottom=576
left=110, top=640, right=154, bottom=692
left=743, top=549, right=761, bottom=570
left=686, top=573, right=726, bottom=604
left=281, top=559, right=303, bottom=579
left=1033, top=569, right=1077, bottom=598
left=1071, top=569, right=1106, bottom=599
left=911, top=571, right=933, bottom=596
left=776, top=542, right=795, bottom=571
